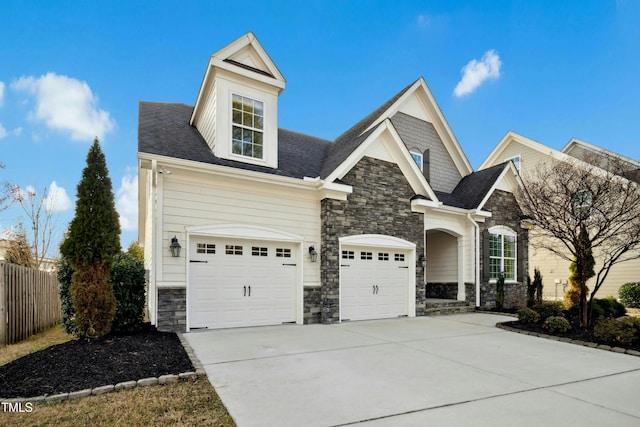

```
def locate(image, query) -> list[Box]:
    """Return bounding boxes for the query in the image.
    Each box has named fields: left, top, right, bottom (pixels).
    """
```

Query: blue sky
left=1, top=0, right=639, bottom=258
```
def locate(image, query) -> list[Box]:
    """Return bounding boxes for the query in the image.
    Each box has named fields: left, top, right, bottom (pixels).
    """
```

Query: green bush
left=518, top=307, right=540, bottom=323
left=534, top=300, right=564, bottom=321
left=619, top=282, right=640, bottom=308
left=57, top=258, right=76, bottom=335
left=71, top=263, right=116, bottom=339
left=594, top=317, right=640, bottom=345
left=543, top=316, right=571, bottom=334
left=592, top=296, right=626, bottom=319
left=111, top=252, right=147, bottom=334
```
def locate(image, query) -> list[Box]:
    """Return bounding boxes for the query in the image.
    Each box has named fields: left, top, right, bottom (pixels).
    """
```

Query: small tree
left=519, top=156, right=640, bottom=327
left=533, top=268, right=543, bottom=306
left=60, top=138, right=121, bottom=338
left=9, top=185, right=61, bottom=269
left=526, top=275, right=535, bottom=308
left=126, top=241, right=144, bottom=263
left=496, top=272, right=505, bottom=310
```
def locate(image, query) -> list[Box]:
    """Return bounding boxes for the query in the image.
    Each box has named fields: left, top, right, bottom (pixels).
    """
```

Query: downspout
left=467, top=213, right=480, bottom=307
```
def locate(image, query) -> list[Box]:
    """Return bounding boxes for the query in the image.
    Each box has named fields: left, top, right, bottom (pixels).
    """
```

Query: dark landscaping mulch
left=502, top=317, right=640, bottom=353
left=0, top=326, right=194, bottom=399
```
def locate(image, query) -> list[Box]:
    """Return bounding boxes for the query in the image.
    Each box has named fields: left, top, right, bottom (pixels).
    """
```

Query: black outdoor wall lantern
left=170, top=235, right=182, bottom=257
left=309, top=246, right=318, bottom=262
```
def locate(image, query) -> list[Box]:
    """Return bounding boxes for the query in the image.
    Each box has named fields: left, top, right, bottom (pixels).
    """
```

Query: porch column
left=457, top=236, right=466, bottom=301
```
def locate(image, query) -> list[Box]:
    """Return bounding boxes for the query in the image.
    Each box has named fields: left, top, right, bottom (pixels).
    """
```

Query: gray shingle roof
left=138, top=101, right=330, bottom=179
left=138, top=83, right=509, bottom=212
left=435, top=162, right=508, bottom=209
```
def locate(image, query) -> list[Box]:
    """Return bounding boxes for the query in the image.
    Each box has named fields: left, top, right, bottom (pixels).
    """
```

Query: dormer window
left=232, top=94, right=264, bottom=159
left=410, top=151, right=423, bottom=171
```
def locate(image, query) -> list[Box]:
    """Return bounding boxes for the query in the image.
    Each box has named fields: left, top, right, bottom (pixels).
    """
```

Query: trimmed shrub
left=534, top=300, right=564, bottom=321
left=543, top=316, right=571, bottom=334
left=592, top=296, right=626, bottom=319
left=564, top=286, right=580, bottom=309
left=594, top=317, right=640, bottom=345
left=57, top=257, right=76, bottom=335
left=526, top=275, right=535, bottom=308
left=619, top=282, right=640, bottom=308
left=71, top=262, right=116, bottom=339
left=518, top=307, right=540, bottom=323
left=111, top=252, right=146, bottom=334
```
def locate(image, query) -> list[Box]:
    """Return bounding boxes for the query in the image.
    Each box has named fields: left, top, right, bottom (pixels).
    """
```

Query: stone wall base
left=157, top=288, right=186, bottom=332
left=304, top=287, right=322, bottom=324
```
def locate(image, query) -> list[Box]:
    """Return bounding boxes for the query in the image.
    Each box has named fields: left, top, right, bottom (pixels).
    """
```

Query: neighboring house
left=138, top=33, right=529, bottom=332
left=480, top=132, right=640, bottom=300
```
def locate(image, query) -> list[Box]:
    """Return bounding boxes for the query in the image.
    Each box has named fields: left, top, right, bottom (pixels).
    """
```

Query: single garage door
left=189, top=237, right=297, bottom=329
left=340, top=245, right=410, bottom=321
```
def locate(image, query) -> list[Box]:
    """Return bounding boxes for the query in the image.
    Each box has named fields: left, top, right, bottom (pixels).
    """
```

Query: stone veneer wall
left=157, top=288, right=186, bottom=332
left=479, top=190, right=529, bottom=308
left=320, top=156, right=425, bottom=323
left=425, top=282, right=458, bottom=299
left=303, top=287, right=322, bottom=324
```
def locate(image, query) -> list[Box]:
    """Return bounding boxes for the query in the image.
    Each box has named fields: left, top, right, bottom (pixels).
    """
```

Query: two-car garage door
left=189, top=237, right=297, bottom=329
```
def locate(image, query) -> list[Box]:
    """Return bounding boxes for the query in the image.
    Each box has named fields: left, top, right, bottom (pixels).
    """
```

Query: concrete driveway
left=184, top=313, right=640, bottom=427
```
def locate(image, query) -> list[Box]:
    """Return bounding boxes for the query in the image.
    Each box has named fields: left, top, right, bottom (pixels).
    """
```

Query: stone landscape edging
left=496, top=322, right=640, bottom=357
left=0, top=333, right=207, bottom=405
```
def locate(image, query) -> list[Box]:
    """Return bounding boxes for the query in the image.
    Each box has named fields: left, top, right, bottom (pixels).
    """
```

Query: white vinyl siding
left=425, top=231, right=458, bottom=283
left=159, top=174, right=320, bottom=286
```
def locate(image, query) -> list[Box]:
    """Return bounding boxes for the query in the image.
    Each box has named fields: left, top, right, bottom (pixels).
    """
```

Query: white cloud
left=116, top=173, right=137, bottom=231
left=454, top=50, right=502, bottom=97
left=45, top=181, right=72, bottom=212
left=11, top=72, right=115, bottom=141
left=0, top=123, right=6, bottom=139
left=0, top=81, right=5, bottom=106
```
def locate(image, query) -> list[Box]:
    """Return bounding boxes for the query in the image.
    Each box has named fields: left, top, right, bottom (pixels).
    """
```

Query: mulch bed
left=501, top=317, right=640, bottom=353
left=0, top=326, right=194, bottom=399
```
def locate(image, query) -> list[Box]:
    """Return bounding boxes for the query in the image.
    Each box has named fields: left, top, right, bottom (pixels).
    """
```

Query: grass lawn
left=0, top=326, right=235, bottom=426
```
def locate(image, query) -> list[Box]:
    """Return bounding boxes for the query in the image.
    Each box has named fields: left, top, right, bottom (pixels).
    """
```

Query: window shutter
left=517, top=234, right=525, bottom=283
left=482, top=229, right=491, bottom=283
left=423, top=149, right=430, bottom=183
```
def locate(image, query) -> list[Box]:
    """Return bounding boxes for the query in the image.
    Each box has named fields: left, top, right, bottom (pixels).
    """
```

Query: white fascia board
left=480, top=131, right=573, bottom=170
left=324, top=120, right=438, bottom=201
left=138, top=153, right=317, bottom=191
left=476, top=162, right=522, bottom=211
left=361, top=78, right=473, bottom=177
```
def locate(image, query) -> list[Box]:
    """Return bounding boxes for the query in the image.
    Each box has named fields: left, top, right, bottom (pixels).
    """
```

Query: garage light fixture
left=418, top=253, right=426, bottom=269
left=170, top=235, right=182, bottom=257
left=308, top=246, right=318, bottom=262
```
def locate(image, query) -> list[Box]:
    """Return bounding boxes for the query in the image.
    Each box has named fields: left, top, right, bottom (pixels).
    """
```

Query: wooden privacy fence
left=0, top=261, right=61, bottom=346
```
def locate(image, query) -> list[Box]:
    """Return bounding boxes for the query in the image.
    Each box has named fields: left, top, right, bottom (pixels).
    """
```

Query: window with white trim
left=489, top=227, right=517, bottom=281
left=410, top=151, right=423, bottom=171
left=506, top=155, right=521, bottom=172
left=232, top=94, right=264, bottom=159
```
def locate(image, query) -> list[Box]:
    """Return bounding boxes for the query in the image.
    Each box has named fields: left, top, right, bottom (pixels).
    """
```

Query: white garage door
left=340, top=245, right=410, bottom=321
left=189, top=237, right=297, bottom=329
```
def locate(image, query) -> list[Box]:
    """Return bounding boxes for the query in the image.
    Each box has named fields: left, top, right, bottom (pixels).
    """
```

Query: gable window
left=232, top=94, right=264, bottom=159
left=410, top=151, right=423, bottom=171
left=506, top=155, right=521, bottom=172
left=489, top=228, right=517, bottom=281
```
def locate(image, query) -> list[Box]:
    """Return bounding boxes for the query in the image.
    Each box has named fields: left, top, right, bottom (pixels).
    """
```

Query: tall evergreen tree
left=60, top=138, right=121, bottom=338
left=60, top=138, right=121, bottom=267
